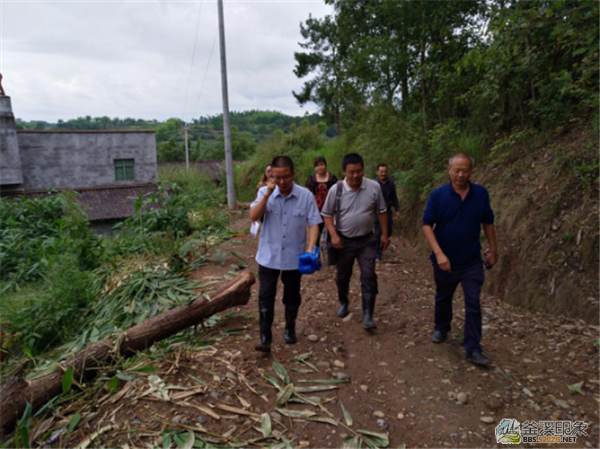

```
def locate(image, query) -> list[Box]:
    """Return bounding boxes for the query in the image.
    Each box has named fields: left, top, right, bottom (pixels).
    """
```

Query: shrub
left=0, top=192, right=102, bottom=290
left=0, top=254, right=95, bottom=353
left=110, top=181, right=228, bottom=257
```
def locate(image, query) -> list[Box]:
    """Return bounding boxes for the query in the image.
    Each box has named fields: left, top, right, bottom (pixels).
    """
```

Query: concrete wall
left=0, top=97, right=24, bottom=185
left=17, top=130, right=157, bottom=190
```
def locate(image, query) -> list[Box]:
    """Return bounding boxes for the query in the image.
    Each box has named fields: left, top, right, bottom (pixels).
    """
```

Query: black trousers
left=433, top=262, right=485, bottom=352
left=258, top=265, right=303, bottom=311
left=335, top=232, right=378, bottom=296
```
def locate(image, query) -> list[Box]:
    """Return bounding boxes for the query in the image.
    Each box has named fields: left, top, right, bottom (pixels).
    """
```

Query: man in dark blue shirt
left=422, top=152, right=497, bottom=365
left=374, top=164, right=401, bottom=261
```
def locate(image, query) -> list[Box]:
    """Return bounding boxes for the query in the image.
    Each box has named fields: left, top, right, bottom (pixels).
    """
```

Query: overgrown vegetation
left=0, top=192, right=102, bottom=290
left=240, top=0, right=598, bottom=204
left=0, top=171, right=230, bottom=361
left=236, top=1, right=597, bottom=207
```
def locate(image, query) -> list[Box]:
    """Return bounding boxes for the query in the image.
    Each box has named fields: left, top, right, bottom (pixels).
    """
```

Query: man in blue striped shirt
left=250, top=156, right=322, bottom=353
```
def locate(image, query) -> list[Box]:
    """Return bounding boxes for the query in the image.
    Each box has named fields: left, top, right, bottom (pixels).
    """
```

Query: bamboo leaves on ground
left=291, top=352, right=319, bottom=372
left=297, top=379, right=349, bottom=384
left=293, top=385, right=340, bottom=394
left=261, top=373, right=282, bottom=390
left=261, top=413, right=272, bottom=438
left=276, top=384, right=295, bottom=405
left=342, top=435, right=361, bottom=449
left=308, top=416, right=338, bottom=427
left=272, top=362, right=290, bottom=385
left=275, top=408, right=316, bottom=419
left=340, top=401, right=353, bottom=427
left=357, top=430, right=389, bottom=448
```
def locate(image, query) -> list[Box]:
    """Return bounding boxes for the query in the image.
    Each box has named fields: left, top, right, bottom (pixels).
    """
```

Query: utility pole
left=184, top=123, right=190, bottom=171
left=217, top=0, right=236, bottom=209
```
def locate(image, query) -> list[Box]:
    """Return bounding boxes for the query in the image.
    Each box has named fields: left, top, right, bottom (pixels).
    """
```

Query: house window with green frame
left=114, top=159, right=134, bottom=181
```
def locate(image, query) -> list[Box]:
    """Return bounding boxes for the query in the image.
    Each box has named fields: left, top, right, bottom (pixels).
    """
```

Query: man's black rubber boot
left=337, top=289, right=350, bottom=318
left=362, top=295, right=377, bottom=330
left=431, top=330, right=448, bottom=344
left=255, top=307, right=274, bottom=353
left=284, top=307, right=299, bottom=344
left=466, top=351, right=491, bottom=366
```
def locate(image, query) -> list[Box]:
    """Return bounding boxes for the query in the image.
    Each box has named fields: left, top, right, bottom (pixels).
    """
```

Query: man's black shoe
left=466, top=351, right=490, bottom=365
left=255, top=307, right=273, bottom=353
left=337, top=302, right=349, bottom=318
left=254, top=341, right=271, bottom=353
left=431, top=330, right=448, bottom=344
left=362, top=295, right=377, bottom=330
left=337, top=290, right=350, bottom=317
left=284, top=307, right=298, bottom=344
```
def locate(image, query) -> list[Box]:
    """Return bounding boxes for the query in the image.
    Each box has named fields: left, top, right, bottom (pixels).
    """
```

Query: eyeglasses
left=273, top=174, right=293, bottom=181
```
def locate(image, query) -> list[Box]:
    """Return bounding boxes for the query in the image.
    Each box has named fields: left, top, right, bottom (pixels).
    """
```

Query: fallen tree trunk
left=0, top=270, right=255, bottom=431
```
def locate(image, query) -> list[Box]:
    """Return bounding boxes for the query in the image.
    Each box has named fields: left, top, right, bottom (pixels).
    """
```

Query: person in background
left=322, top=153, right=388, bottom=330
left=305, top=156, right=338, bottom=244
left=374, top=164, right=401, bottom=261
left=255, top=164, right=272, bottom=197
left=250, top=156, right=321, bottom=353
left=422, top=152, right=497, bottom=365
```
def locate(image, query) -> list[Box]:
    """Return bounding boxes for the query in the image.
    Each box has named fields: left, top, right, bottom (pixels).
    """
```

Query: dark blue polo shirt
left=422, top=182, right=494, bottom=269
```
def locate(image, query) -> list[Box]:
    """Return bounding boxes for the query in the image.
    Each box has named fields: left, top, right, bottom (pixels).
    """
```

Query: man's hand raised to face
left=266, top=177, right=276, bottom=195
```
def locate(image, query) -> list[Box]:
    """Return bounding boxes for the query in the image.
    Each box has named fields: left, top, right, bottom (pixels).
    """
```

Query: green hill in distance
left=16, top=110, right=331, bottom=162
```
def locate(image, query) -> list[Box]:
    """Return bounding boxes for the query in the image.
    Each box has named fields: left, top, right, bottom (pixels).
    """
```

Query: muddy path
left=57, top=209, right=600, bottom=448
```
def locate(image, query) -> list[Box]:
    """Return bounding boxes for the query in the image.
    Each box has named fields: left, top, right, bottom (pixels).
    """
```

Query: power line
left=181, top=0, right=204, bottom=122
left=191, top=28, right=218, bottom=121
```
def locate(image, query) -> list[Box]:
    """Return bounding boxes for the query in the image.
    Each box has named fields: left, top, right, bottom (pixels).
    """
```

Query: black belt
left=338, top=231, right=373, bottom=240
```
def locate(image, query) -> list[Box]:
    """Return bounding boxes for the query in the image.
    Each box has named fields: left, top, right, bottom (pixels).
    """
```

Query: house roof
left=13, top=184, right=160, bottom=222
left=76, top=184, right=160, bottom=221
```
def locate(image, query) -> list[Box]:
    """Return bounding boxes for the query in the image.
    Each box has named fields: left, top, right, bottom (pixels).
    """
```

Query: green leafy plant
left=0, top=192, right=102, bottom=290
left=14, top=402, right=32, bottom=449
left=568, top=381, right=584, bottom=395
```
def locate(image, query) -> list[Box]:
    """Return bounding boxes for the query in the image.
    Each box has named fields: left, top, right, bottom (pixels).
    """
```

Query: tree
left=157, top=138, right=185, bottom=162
left=293, top=13, right=360, bottom=135
left=155, top=118, right=184, bottom=143
left=333, top=0, right=416, bottom=110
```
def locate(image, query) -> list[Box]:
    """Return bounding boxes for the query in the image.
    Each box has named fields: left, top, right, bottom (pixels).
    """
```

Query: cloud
left=2, top=0, right=332, bottom=122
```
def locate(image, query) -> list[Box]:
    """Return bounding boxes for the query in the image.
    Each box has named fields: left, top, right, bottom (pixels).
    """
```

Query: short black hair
left=377, top=163, right=388, bottom=170
left=271, top=155, right=294, bottom=172
left=313, top=156, right=327, bottom=167
left=342, top=153, right=364, bottom=170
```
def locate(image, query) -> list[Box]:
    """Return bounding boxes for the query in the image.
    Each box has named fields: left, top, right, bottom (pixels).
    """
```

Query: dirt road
left=58, top=210, right=599, bottom=448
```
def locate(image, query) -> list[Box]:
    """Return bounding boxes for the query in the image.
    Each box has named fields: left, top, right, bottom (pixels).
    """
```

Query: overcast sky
left=1, top=0, right=332, bottom=122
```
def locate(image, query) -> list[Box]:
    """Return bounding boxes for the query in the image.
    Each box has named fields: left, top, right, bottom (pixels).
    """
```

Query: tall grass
left=1, top=254, right=95, bottom=353
left=0, top=192, right=103, bottom=290
left=158, top=166, right=221, bottom=197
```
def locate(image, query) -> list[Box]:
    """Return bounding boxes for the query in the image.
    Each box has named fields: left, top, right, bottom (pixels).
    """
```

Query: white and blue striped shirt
left=251, top=183, right=322, bottom=270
